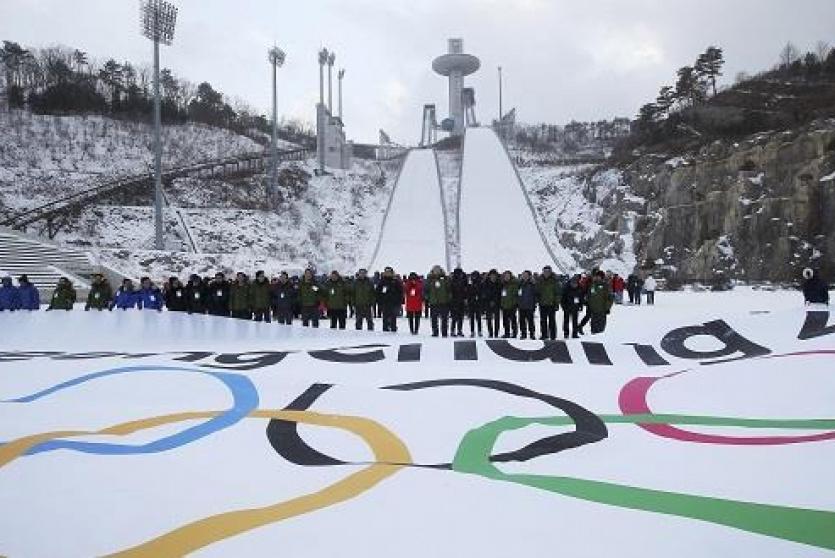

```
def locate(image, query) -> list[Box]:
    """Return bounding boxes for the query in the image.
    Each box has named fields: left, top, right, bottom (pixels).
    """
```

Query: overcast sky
left=2, top=0, right=834, bottom=144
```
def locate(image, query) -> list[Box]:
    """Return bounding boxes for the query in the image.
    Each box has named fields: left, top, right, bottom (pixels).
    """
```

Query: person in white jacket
left=644, top=275, right=657, bottom=305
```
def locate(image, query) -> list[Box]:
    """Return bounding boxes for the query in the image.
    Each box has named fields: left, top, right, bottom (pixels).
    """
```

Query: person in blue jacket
left=137, top=277, right=163, bottom=311
left=17, top=275, right=40, bottom=310
left=0, top=276, right=20, bottom=311
left=112, top=278, right=139, bottom=310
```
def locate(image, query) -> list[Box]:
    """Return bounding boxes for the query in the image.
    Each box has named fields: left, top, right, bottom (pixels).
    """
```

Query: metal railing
left=1, top=148, right=310, bottom=232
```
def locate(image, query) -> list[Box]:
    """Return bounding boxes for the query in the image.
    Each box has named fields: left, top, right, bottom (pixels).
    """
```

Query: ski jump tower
left=432, top=39, right=480, bottom=136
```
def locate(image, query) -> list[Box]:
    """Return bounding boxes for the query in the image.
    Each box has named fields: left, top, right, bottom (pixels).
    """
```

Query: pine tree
left=695, top=46, right=724, bottom=96
left=655, top=85, right=675, bottom=117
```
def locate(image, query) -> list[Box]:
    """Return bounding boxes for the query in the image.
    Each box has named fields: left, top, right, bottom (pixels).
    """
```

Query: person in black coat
left=207, top=273, right=230, bottom=317
left=165, top=276, right=188, bottom=312
left=185, top=275, right=207, bottom=314
left=481, top=269, right=502, bottom=338
left=517, top=270, right=537, bottom=340
left=449, top=268, right=469, bottom=337
left=802, top=268, right=830, bottom=305
left=466, top=270, right=483, bottom=337
left=376, top=267, right=403, bottom=332
left=272, top=272, right=297, bottom=324
left=561, top=275, right=585, bottom=339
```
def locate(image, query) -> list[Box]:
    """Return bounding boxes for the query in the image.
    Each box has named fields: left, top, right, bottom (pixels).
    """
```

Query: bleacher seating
left=0, top=229, right=96, bottom=295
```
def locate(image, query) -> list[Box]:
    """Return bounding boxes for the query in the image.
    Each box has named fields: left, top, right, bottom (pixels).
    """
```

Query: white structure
left=432, top=39, right=480, bottom=135
left=316, top=49, right=352, bottom=171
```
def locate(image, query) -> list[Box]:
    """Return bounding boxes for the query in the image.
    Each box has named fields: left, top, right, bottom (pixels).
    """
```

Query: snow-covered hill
left=0, top=110, right=265, bottom=216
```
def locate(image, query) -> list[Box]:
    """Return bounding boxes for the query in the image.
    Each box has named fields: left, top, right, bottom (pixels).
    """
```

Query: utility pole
left=141, top=0, right=177, bottom=251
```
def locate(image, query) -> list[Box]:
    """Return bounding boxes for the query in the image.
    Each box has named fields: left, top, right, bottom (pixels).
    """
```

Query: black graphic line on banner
left=266, top=379, right=607, bottom=469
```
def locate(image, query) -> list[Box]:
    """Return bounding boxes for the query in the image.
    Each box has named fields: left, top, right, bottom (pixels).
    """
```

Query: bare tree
left=779, top=42, right=801, bottom=68
left=815, top=40, right=831, bottom=62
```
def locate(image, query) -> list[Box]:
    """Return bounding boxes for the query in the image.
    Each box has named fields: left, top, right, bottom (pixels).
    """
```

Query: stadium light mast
left=337, top=68, right=345, bottom=120
left=317, top=48, right=329, bottom=174
left=268, top=46, right=286, bottom=202
left=498, top=66, right=503, bottom=136
left=327, top=51, right=335, bottom=114
left=141, top=0, right=177, bottom=251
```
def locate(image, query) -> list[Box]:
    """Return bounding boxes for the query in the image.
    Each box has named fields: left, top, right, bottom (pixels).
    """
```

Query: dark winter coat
left=272, top=281, right=297, bottom=310
left=250, top=279, right=272, bottom=311
left=587, top=279, right=613, bottom=314
left=517, top=279, right=538, bottom=311
left=48, top=283, right=76, bottom=310
left=165, top=286, right=188, bottom=311
left=450, top=270, right=469, bottom=312
left=138, top=287, right=163, bottom=311
left=352, top=278, right=376, bottom=309
left=298, top=279, right=321, bottom=308
left=425, top=274, right=451, bottom=306
left=207, top=281, right=231, bottom=315
left=561, top=283, right=585, bottom=313
left=325, top=278, right=349, bottom=310
left=536, top=274, right=562, bottom=308
left=481, top=279, right=502, bottom=312
left=803, top=275, right=830, bottom=305
left=186, top=281, right=206, bottom=313
left=466, top=275, right=483, bottom=313
left=376, top=276, right=403, bottom=308
left=86, top=282, right=113, bottom=310
left=229, top=282, right=251, bottom=313
left=500, top=278, right=520, bottom=311
left=18, top=283, right=40, bottom=310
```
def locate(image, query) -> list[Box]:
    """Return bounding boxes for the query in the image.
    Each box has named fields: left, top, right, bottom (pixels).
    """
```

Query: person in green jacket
left=47, top=277, right=76, bottom=311
left=85, top=274, right=113, bottom=311
left=229, top=272, right=252, bottom=320
left=251, top=270, right=272, bottom=323
left=298, top=269, right=321, bottom=328
left=352, top=268, right=376, bottom=331
left=425, top=265, right=451, bottom=337
left=500, top=270, right=519, bottom=338
left=586, top=269, right=614, bottom=334
left=324, top=271, right=349, bottom=329
left=536, top=265, right=562, bottom=340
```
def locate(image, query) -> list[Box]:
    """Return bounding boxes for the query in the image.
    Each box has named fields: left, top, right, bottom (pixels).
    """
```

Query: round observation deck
left=432, top=53, right=480, bottom=76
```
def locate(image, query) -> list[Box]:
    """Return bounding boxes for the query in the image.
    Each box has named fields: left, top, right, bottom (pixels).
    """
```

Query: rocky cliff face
left=622, top=119, right=835, bottom=283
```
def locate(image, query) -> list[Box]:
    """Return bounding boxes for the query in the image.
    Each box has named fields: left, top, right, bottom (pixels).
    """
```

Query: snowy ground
left=52, top=157, right=399, bottom=278
left=0, top=288, right=832, bottom=557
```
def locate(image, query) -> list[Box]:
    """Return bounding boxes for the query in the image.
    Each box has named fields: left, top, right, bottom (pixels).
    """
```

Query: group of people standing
left=2, top=266, right=831, bottom=336
left=0, top=265, right=628, bottom=339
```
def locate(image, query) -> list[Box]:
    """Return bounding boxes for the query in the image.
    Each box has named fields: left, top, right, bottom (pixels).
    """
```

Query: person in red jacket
left=404, top=272, right=424, bottom=335
left=612, top=273, right=626, bottom=305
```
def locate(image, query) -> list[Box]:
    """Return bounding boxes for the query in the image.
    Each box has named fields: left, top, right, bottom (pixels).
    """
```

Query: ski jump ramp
left=370, top=148, right=449, bottom=274
left=458, top=127, right=561, bottom=272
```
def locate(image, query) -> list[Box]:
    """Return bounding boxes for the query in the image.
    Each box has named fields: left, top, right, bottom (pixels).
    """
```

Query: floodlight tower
left=432, top=38, right=480, bottom=135
left=141, top=0, right=177, bottom=251
left=268, top=46, right=286, bottom=202
left=317, top=48, right=329, bottom=173
left=327, top=52, right=336, bottom=114
left=337, top=69, right=345, bottom=120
